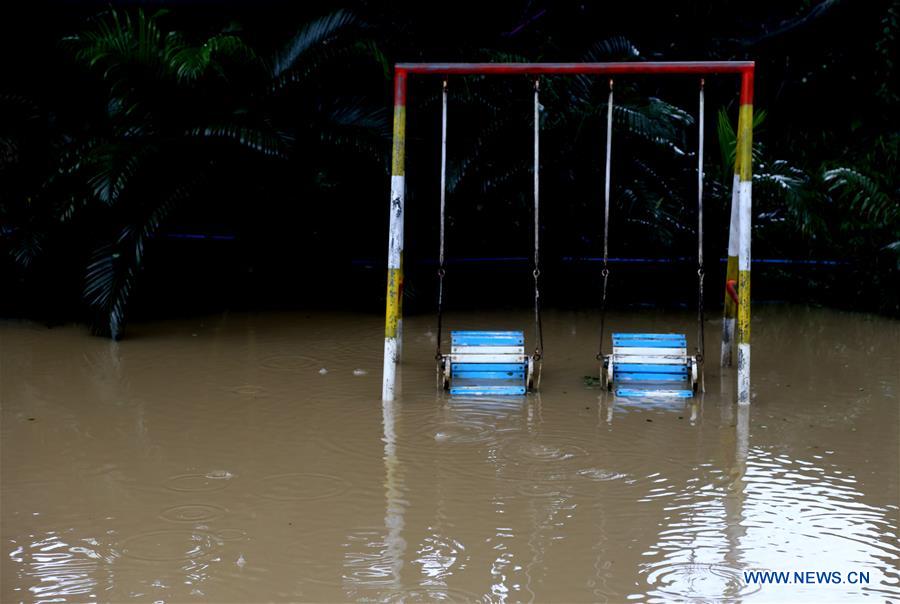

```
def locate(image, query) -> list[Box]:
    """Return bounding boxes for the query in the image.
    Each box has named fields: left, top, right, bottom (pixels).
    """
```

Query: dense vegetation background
left=1, top=0, right=897, bottom=338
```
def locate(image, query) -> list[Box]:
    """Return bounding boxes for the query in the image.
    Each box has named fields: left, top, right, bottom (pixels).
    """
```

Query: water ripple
left=254, top=472, right=351, bottom=501
left=260, top=354, right=321, bottom=372
left=159, top=503, right=227, bottom=524
left=119, top=529, right=220, bottom=562
left=644, top=562, right=762, bottom=601
left=164, top=472, right=234, bottom=493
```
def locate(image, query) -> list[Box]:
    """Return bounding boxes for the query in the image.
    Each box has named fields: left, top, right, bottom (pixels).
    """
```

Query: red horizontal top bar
left=396, top=61, right=754, bottom=75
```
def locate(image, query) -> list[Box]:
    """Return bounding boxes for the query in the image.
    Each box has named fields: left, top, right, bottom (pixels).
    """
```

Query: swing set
left=382, top=62, right=755, bottom=405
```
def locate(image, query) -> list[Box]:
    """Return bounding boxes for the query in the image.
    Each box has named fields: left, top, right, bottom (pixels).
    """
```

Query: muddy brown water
left=1, top=306, right=898, bottom=603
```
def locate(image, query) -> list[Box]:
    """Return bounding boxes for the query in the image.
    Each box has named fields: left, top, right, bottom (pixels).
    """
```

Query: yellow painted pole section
left=383, top=73, right=407, bottom=402
left=736, top=100, right=753, bottom=405
left=390, top=104, right=406, bottom=177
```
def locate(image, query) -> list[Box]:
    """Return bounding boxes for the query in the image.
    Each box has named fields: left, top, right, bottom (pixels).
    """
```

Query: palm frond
left=823, top=167, right=898, bottom=226
left=613, top=102, right=689, bottom=155
left=632, top=157, right=683, bottom=207
left=446, top=113, right=520, bottom=193
left=270, top=10, right=356, bottom=79
left=753, top=159, right=824, bottom=237
left=571, top=37, right=640, bottom=102
left=884, top=241, right=900, bottom=270
left=324, top=99, right=388, bottom=134
left=755, top=159, right=808, bottom=192
left=52, top=138, right=150, bottom=217
left=68, top=9, right=167, bottom=77
left=356, top=40, right=390, bottom=79
left=477, top=50, right=531, bottom=63
left=58, top=193, right=94, bottom=223
left=10, top=230, right=45, bottom=268
left=168, top=32, right=260, bottom=83
left=83, top=179, right=195, bottom=339
left=716, top=108, right=735, bottom=182
left=85, top=143, right=155, bottom=205
left=186, top=123, right=292, bottom=158
left=717, top=107, right=767, bottom=181
left=583, top=36, right=641, bottom=61
left=312, top=100, right=389, bottom=167
left=268, top=41, right=369, bottom=96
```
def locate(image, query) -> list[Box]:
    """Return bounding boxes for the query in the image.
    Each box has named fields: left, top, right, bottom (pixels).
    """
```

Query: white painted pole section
left=737, top=179, right=752, bottom=405
left=382, top=172, right=405, bottom=401
left=721, top=173, right=740, bottom=367
left=727, top=179, right=740, bottom=258
left=382, top=338, right=398, bottom=400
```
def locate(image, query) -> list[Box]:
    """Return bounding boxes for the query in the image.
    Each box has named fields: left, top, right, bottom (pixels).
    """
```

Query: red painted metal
left=726, top=279, right=739, bottom=306
left=740, top=70, right=754, bottom=105
left=395, top=61, right=753, bottom=76
left=393, top=70, right=407, bottom=106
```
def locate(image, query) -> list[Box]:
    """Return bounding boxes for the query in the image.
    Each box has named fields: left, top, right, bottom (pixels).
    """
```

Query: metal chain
left=697, top=79, right=706, bottom=375
left=435, top=78, right=448, bottom=362
left=597, top=79, right=614, bottom=361
left=533, top=78, right=544, bottom=361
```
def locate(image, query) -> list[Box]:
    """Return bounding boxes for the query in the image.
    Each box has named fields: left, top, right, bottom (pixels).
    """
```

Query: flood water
left=1, top=305, right=898, bottom=603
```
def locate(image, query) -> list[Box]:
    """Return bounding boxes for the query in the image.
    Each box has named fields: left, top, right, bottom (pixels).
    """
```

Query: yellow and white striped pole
left=735, top=70, right=753, bottom=405
left=382, top=70, right=407, bottom=401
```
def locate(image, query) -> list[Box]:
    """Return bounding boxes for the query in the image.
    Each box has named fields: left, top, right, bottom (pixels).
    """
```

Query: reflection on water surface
left=2, top=307, right=898, bottom=601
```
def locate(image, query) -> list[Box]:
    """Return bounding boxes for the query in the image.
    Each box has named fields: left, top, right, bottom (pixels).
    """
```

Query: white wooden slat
left=448, top=354, right=528, bottom=364
left=613, top=354, right=687, bottom=365
left=612, top=346, right=686, bottom=357
left=450, top=345, right=526, bottom=356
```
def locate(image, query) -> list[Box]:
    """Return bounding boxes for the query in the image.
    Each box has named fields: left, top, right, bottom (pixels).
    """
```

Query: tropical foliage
left=8, top=8, right=386, bottom=337
left=2, top=1, right=897, bottom=334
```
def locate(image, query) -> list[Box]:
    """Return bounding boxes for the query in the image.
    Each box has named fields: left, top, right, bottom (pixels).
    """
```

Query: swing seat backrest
left=612, top=333, right=688, bottom=382
left=613, top=333, right=688, bottom=381
left=448, top=331, right=528, bottom=395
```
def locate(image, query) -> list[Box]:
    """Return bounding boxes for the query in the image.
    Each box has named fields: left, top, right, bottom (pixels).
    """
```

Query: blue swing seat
left=443, top=331, right=532, bottom=396
left=607, top=333, right=697, bottom=398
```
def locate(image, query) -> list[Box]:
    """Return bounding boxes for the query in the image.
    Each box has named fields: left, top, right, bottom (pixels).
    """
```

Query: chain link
left=597, top=79, right=614, bottom=364
left=532, top=77, right=544, bottom=363
left=435, top=78, right=449, bottom=363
